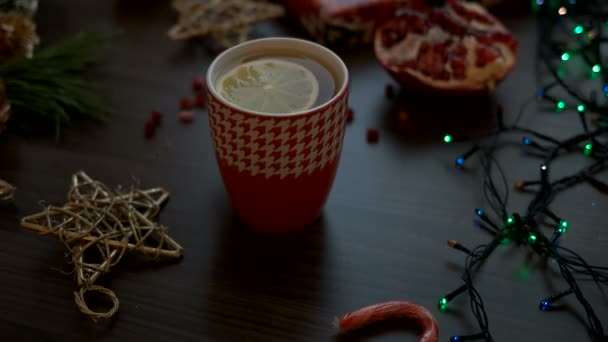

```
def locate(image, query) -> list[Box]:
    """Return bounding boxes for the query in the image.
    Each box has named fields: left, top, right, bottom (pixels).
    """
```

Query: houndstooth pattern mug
left=206, top=38, right=350, bottom=233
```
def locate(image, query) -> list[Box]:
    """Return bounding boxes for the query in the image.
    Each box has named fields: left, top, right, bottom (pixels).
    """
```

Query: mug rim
left=206, top=37, right=349, bottom=118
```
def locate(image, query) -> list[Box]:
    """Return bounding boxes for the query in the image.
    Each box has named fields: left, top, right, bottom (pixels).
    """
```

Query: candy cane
left=337, top=301, right=439, bottom=342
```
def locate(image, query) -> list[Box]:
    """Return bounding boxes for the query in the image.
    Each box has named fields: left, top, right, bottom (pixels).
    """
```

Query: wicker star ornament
left=20, top=172, right=182, bottom=320
left=168, top=0, right=285, bottom=48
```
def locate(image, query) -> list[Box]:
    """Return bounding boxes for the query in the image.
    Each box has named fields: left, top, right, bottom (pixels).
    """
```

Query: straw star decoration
left=0, top=178, right=15, bottom=200
left=168, top=0, right=285, bottom=48
left=20, top=171, right=183, bottom=320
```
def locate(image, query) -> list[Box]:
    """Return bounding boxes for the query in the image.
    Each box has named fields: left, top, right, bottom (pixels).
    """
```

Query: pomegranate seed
left=346, top=108, right=354, bottom=123
left=195, top=94, right=207, bottom=108
left=431, top=54, right=445, bottom=77
left=418, top=50, right=434, bottom=76
left=419, top=42, right=430, bottom=54
left=484, top=48, right=500, bottom=63
left=475, top=47, right=487, bottom=67
left=397, top=110, right=409, bottom=126
left=192, top=77, right=205, bottom=92
left=382, top=28, right=404, bottom=48
left=411, top=18, right=426, bottom=34
left=451, top=56, right=466, bottom=70
left=179, top=111, right=194, bottom=123
left=367, top=128, right=379, bottom=143
left=180, top=97, right=194, bottom=110
left=440, top=51, right=450, bottom=64
left=455, top=44, right=467, bottom=56
left=429, top=10, right=442, bottom=23
left=151, top=110, right=162, bottom=126
left=144, top=120, right=155, bottom=139
left=385, top=84, right=395, bottom=99
left=488, top=32, right=518, bottom=50
left=475, top=34, right=493, bottom=46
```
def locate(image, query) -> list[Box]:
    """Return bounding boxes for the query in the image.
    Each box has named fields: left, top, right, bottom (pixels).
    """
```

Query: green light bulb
left=557, top=220, right=568, bottom=234
left=577, top=104, right=586, bottom=113
left=556, top=101, right=566, bottom=112
left=592, top=64, right=601, bottom=73
left=506, top=216, right=514, bottom=225
left=573, top=25, right=584, bottom=35
left=584, top=143, right=593, bottom=156
left=443, top=134, right=453, bottom=144
left=438, top=298, right=448, bottom=311
left=561, top=52, right=571, bottom=61
left=528, top=233, right=537, bottom=244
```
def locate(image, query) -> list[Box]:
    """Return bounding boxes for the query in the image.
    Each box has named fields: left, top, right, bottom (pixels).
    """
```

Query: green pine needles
left=0, top=32, right=111, bottom=138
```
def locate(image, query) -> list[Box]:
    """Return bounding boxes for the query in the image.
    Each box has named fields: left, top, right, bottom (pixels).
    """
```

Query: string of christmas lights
left=439, top=1, right=608, bottom=341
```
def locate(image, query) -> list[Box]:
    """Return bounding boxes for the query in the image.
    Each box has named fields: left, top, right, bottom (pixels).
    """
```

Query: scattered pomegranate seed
left=180, top=97, right=194, bottom=110
left=195, top=94, right=207, bottom=108
left=151, top=110, right=162, bottom=126
left=144, top=120, right=156, bottom=139
left=367, top=128, right=379, bottom=143
left=192, top=77, right=205, bottom=92
left=179, top=110, right=194, bottom=123
left=397, top=110, right=409, bottom=126
left=346, top=108, right=354, bottom=123
left=385, top=84, right=395, bottom=99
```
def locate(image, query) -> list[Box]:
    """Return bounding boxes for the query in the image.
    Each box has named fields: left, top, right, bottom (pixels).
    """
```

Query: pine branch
left=0, top=32, right=112, bottom=138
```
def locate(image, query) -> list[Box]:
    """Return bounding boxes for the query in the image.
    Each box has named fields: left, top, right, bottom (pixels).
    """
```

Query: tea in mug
left=215, top=53, right=337, bottom=114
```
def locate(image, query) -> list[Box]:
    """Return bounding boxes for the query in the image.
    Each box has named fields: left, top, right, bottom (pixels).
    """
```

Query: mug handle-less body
left=206, top=38, right=349, bottom=233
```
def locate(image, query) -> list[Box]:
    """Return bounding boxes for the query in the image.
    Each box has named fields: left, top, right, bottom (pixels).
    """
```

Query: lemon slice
left=216, top=59, right=319, bottom=114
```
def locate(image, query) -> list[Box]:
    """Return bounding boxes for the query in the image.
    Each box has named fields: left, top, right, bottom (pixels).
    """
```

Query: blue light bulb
left=476, top=209, right=484, bottom=217
left=523, top=137, right=531, bottom=145
left=451, top=336, right=461, bottom=342
left=603, top=85, right=608, bottom=93
left=537, top=88, right=545, bottom=96
left=540, top=299, right=551, bottom=311
left=456, top=157, right=464, bottom=167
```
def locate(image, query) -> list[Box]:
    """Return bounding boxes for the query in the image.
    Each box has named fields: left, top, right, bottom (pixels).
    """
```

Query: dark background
left=0, top=1, right=606, bottom=341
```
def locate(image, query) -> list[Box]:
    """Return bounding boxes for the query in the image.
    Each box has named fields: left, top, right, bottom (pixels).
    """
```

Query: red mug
left=206, top=38, right=350, bottom=233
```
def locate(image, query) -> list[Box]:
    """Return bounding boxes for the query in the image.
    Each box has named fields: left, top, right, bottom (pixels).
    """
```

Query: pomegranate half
left=374, top=0, right=517, bottom=94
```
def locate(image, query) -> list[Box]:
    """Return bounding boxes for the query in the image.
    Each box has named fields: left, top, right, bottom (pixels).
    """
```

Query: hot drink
left=206, top=37, right=350, bottom=232
left=214, top=53, right=337, bottom=114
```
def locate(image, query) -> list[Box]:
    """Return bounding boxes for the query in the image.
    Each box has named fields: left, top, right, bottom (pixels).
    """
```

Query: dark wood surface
left=1, top=1, right=606, bottom=341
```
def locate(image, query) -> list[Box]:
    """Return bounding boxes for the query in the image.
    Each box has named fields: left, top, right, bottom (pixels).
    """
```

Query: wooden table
left=1, top=2, right=606, bottom=341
